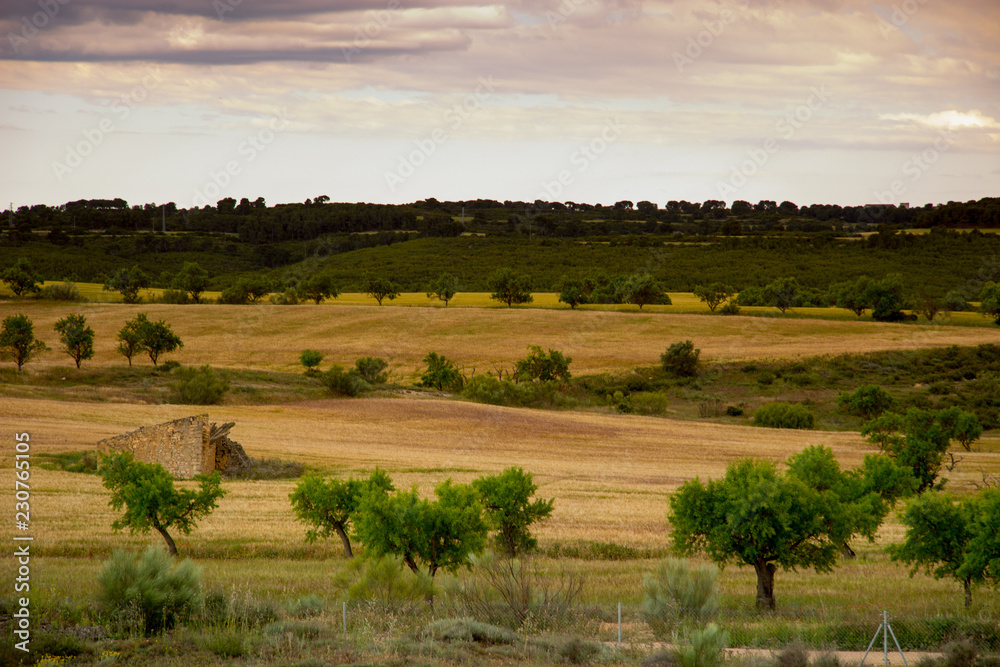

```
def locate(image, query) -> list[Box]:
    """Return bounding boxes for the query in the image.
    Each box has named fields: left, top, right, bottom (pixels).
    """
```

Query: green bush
left=719, top=302, right=741, bottom=316
left=837, top=385, right=895, bottom=419
left=171, top=365, right=230, bottom=405
left=199, top=630, right=249, bottom=657
left=673, top=623, right=729, bottom=667
left=422, top=617, right=519, bottom=645
left=514, top=345, right=572, bottom=383
left=355, top=356, right=389, bottom=384
left=777, top=643, right=810, bottom=667
left=97, top=546, right=201, bottom=636
left=299, top=349, right=324, bottom=375
left=630, top=391, right=670, bottom=416
left=320, top=365, right=371, bottom=397
left=418, top=351, right=463, bottom=391
left=287, top=594, right=324, bottom=618
left=39, top=281, right=84, bottom=302
left=218, top=283, right=250, bottom=305
left=158, top=289, right=190, bottom=304
left=335, top=555, right=434, bottom=612
left=559, top=636, right=605, bottom=664
left=642, top=558, right=719, bottom=638
left=661, top=340, right=700, bottom=377
left=462, top=375, right=532, bottom=407
left=753, top=401, right=815, bottom=429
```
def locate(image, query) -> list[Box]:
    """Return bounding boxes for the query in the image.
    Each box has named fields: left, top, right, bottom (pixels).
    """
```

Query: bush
left=753, top=402, right=815, bottom=429
left=837, top=385, right=895, bottom=420
left=320, top=365, right=371, bottom=397
left=719, top=302, right=741, bottom=316
left=661, top=340, right=700, bottom=377
left=462, top=374, right=533, bottom=407
left=631, top=391, right=670, bottom=416
left=777, top=643, right=810, bottom=667
left=287, top=594, right=324, bottom=618
left=642, top=558, right=719, bottom=638
left=335, top=555, right=434, bottom=613
left=299, top=349, right=324, bottom=375
left=559, top=636, right=605, bottom=664
left=355, top=356, right=389, bottom=384
left=39, top=281, right=84, bottom=302
left=725, top=405, right=744, bottom=417
left=418, top=351, right=463, bottom=391
left=97, top=546, right=201, bottom=636
left=673, top=623, right=729, bottom=667
left=514, top=345, right=572, bottom=383
left=158, top=289, right=190, bottom=304
left=218, top=283, right=250, bottom=305
left=422, top=617, right=519, bottom=645
left=171, top=365, right=230, bottom=405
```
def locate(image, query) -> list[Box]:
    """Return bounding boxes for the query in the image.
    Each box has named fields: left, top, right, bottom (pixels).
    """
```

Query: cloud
left=879, top=110, right=998, bottom=130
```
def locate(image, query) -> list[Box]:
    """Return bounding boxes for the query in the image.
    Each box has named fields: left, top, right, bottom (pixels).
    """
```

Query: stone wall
left=98, top=415, right=214, bottom=479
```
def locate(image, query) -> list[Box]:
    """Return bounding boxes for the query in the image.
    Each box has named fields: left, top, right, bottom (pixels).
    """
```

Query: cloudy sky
left=1, top=0, right=998, bottom=210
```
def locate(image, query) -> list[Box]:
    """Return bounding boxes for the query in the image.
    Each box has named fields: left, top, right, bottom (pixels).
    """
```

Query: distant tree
left=104, top=265, right=151, bottom=304
left=170, top=262, right=210, bottom=303
left=0, top=314, right=49, bottom=371
left=693, top=283, right=736, bottom=313
left=54, top=314, right=95, bottom=369
left=624, top=273, right=670, bottom=309
left=916, top=293, right=946, bottom=322
left=299, top=349, right=324, bottom=376
left=418, top=351, right=462, bottom=391
left=289, top=469, right=394, bottom=558
left=867, top=274, right=908, bottom=322
left=938, top=406, right=984, bottom=453
left=138, top=317, right=183, bottom=366
left=365, top=275, right=401, bottom=306
left=944, top=290, right=969, bottom=313
left=829, top=276, right=874, bottom=317
left=354, top=356, right=389, bottom=384
left=558, top=277, right=587, bottom=309
left=888, top=489, right=1000, bottom=608
left=426, top=273, right=460, bottom=307
left=300, top=274, right=339, bottom=305
left=1, top=258, right=42, bottom=297
left=241, top=276, right=272, bottom=304
left=514, top=345, right=572, bottom=383
left=488, top=268, right=533, bottom=307
left=116, top=314, right=148, bottom=367
left=99, top=450, right=226, bottom=556
left=763, top=277, right=801, bottom=313
left=661, top=340, right=700, bottom=377
left=837, top=385, right=895, bottom=420
left=979, top=282, right=1000, bottom=325
left=353, top=480, right=488, bottom=578
left=472, top=467, right=554, bottom=557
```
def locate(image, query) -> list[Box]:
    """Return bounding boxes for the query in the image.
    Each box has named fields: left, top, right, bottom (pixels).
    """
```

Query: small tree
left=979, top=282, right=1000, bottom=325
left=867, top=273, right=908, bottom=322
left=489, top=268, right=533, bottom=307
left=355, top=356, right=389, bottom=384
left=54, top=313, right=95, bottom=369
left=300, top=274, right=339, bottom=305
left=837, top=385, right=895, bottom=420
left=418, top=351, right=462, bottom=391
left=558, top=277, right=587, bottom=309
left=472, top=467, right=554, bottom=557
left=289, top=469, right=394, bottom=558
left=300, top=349, right=324, bottom=375
left=172, top=365, right=230, bottom=405
left=624, top=273, right=670, bottom=309
left=763, top=277, right=800, bottom=313
left=116, top=314, right=147, bottom=367
left=99, top=451, right=226, bottom=556
left=0, top=314, right=49, bottom=371
left=171, top=262, right=210, bottom=303
left=693, top=283, right=736, bottom=313
left=354, top=479, right=488, bottom=578
left=139, top=317, right=183, bottom=365
left=661, top=340, right=700, bottom=377
left=513, top=345, right=571, bottom=383
left=104, top=265, right=151, bottom=304
left=242, top=276, right=272, bottom=304
left=1, top=258, right=42, bottom=297
left=829, top=276, right=874, bottom=317
left=427, top=273, right=460, bottom=306
left=365, top=275, right=401, bottom=306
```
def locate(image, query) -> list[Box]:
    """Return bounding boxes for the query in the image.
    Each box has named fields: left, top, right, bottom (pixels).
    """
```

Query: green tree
left=661, top=340, right=700, bottom=377
left=99, top=451, right=226, bottom=556
left=365, top=275, right=401, bottom=306
left=241, top=276, right=272, bottom=304
left=558, top=277, right=587, bottom=309
left=888, top=489, right=1000, bottom=608
left=171, top=262, right=210, bottom=303
left=693, top=283, right=736, bottom=313
left=427, top=273, right=460, bottom=307
left=938, top=406, right=984, bottom=453
left=763, top=277, right=801, bottom=313
left=355, top=356, right=389, bottom=384
left=489, top=267, right=533, bottom=307
left=139, top=316, right=184, bottom=366
left=116, top=314, right=148, bottom=367
left=418, top=351, right=462, bottom=391
left=837, top=385, right=895, bottom=420
left=299, top=349, right=324, bottom=375
left=104, top=265, right=151, bottom=304
left=1, top=258, right=42, bottom=297
left=624, top=273, right=670, bottom=309
left=289, top=470, right=394, bottom=558
left=354, top=479, right=488, bottom=578
left=829, top=276, right=874, bottom=317
left=979, top=282, right=1000, bottom=325
left=472, top=467, right=554, bottom=557
left=513, top=345, right=572, bottom=383
left=0, top=314, right=49, bottom=371
left=54, top=313, right=95, bottom=369
left=867, top=273, right=908, bottom=322
left=669, top=448, right=895, bottom=610
left=300, top=274, right=339, bottom=304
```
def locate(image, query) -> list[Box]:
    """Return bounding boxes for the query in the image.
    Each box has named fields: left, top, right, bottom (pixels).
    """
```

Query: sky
left=1, top=0, right=998, bottom=210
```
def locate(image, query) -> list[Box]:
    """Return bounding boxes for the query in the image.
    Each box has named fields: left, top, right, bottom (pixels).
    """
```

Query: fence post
left=618, top=602, right=622, bottom=650
left=883, top=610, right=888, bottom=667
left=343, top=600, right=347, bottom=634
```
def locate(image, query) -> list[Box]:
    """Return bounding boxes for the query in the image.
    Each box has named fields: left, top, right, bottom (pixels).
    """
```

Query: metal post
left=617, top=602, right=622, bottom=650
left=883, top=610, right=888, bottom=667
left=343, top=600, right=347, bottom=633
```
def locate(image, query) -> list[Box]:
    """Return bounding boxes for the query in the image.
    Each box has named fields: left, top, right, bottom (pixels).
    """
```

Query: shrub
left=218, top=283, right=250, bottom=305
left=559, top=636, right=605, bottom=664
left=422, top=617, right=518, bottom=645
left=320, top=365, right=371, bottom=397
left=269, top=289, right=300, bottom=305
left=837, top=385, right=895, bottom=420
left=462, top=375, right=532, bottom=407
left=753, top=402, right=815, bottom=429
left=418, top=351, right=463, bottom=391
left=661, top=340, right=700, bottom=377
left=171, top=365, right=230, bottom=405
left=335, top=555, right=434, bottom=613
left=39, top=281, right=84, bottom=302
left=719, top=302, right=741, bottom=316
left=200, top=630, right=248, bottom=658
left=514, top=345, right=572, bottom=383
left=287, top=594, right=324, bottom=618
left=158, top=289, right=190, bottom=304
left=673, top=623, right=729, bottom=667
left=631, top=391, right=670, bottom=416
left=777, top=643, right=810, bottom=667
left=944, top=290, right=969, bottom=313
left=725, top=405, right=744, bottom=417
left=97, top=546, right=201, bottom=636
left=642, top=558, right=719, bottom=638
left=299, top=349, right=324, bottom=376
left=355, top=356, right=389, bottom=384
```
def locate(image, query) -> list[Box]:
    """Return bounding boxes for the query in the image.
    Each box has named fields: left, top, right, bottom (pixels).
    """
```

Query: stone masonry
left=98, top=415, right=214, bottom=479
